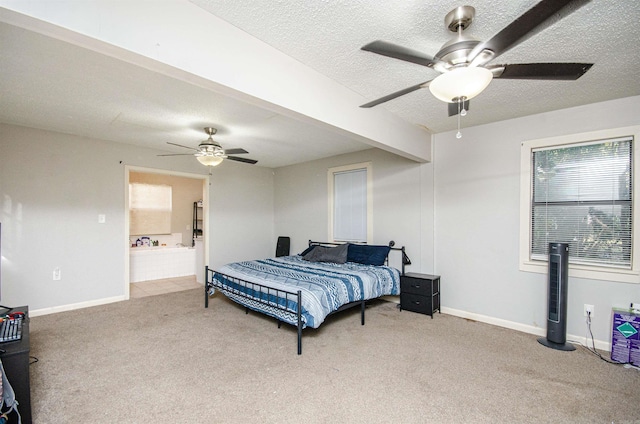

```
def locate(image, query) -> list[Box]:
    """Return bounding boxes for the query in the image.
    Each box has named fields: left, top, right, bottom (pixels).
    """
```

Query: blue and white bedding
left=209, top=255, right=400, bottom=329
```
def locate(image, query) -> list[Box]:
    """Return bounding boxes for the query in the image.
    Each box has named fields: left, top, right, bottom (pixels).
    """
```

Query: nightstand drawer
left=401, top=277, right=431, bottom=295
left=400, top=293, right=432, bottom=315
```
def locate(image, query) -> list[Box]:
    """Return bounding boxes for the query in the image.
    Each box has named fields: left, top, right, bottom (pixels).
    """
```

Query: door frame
left=124, top=165, right=209, bottom=299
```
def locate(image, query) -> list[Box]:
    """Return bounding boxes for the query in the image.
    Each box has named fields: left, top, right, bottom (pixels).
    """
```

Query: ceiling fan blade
left=467, top=0, right=591, bottom=64
left=157, top=153, right=195, bottom=157
left=361, top=40, right=443, bottom=68
left=166, top=141, right=199, bottom=152
left=448, top=99, right=470, bottom=117
left=492, top=63, right=593, bottom=80
left=226, top=156, right=258, bottom=164
left=223, top=148, right=249, bottom=155
left=360, top=80, right=431, bottom=108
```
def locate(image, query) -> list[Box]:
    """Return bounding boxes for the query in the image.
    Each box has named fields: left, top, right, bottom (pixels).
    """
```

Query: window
left=520, top=126, right=640, bottom=283
left=328, top=162, right=372, bottom=243
left=129, top=183, right=172, bottom=235
left=532, top=137, right=632, bottom=266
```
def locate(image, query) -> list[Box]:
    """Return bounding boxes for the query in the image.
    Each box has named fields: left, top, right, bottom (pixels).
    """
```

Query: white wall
left=208, top=159, right=275, bottom=269
left=0, top=124, right=274, bottom=313
left=274, top=148, right=434, bottom=274
left=433, top=95, right=640, bottom=347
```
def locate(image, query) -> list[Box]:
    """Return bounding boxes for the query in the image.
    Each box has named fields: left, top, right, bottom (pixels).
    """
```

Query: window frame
left=519, top=125, right=640, bottom=284
left=328, top=162, right=373, bottom=243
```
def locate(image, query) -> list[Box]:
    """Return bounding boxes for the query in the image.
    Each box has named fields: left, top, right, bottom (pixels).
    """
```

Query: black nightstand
left=400, top=273, right=440, bottom=318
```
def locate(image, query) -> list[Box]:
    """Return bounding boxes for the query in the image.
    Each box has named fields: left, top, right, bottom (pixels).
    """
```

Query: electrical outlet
left=53, top=267, right=61, bottom=281
left=584, top=304, right=594, bottom=317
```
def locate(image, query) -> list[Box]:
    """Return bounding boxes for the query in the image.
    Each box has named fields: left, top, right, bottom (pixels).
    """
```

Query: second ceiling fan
left=360, top=0, right=593, bottom=116
left=159, top=127, right=257, bottom=167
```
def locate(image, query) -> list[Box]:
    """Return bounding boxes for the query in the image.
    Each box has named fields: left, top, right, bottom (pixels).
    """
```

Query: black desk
left=0, top=306, right=31, bottom=424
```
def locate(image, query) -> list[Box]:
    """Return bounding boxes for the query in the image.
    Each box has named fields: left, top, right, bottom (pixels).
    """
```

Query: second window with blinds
left=328, top=162, right=372, bottom=243
left=520, top=125, right=640, bottom=283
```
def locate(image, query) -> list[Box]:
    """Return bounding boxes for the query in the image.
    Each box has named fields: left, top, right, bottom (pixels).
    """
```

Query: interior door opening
left=125, top=166, right=208, bottom=299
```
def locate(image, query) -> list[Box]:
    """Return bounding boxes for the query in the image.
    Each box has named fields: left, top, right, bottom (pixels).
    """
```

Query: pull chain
left=455, top=96, right=468, bottom=139
left=456, top=98, right=462, bottom=139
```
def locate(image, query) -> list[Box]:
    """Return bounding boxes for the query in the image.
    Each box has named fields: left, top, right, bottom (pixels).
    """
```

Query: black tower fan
left=537, top=242, right=575, bottom=351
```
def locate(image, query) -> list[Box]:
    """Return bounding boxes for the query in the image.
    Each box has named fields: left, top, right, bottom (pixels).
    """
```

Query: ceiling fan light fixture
left=196, top=155, right=224, bottom=167
left=429, top=66, right=493, bottom=103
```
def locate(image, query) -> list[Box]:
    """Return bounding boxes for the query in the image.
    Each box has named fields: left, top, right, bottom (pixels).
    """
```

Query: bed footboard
left=205, top=266, right=304, bottom=354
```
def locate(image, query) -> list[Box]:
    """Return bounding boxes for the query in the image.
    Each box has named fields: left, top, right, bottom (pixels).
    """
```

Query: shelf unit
left=192, top=201, right=203, bottom=246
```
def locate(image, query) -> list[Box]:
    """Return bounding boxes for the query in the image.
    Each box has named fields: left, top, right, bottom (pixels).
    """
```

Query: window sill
left=520, top=260, right=639, bottom=284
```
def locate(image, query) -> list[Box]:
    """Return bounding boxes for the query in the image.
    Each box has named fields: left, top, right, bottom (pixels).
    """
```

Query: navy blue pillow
left=347, top=244, right=391, bottom=266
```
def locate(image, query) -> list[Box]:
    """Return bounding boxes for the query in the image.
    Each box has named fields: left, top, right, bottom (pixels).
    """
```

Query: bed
left=204, top=241, right=409, bottom=354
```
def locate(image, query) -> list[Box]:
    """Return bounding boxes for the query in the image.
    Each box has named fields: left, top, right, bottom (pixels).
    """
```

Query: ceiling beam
left=0, top=0, right=431, bottom=163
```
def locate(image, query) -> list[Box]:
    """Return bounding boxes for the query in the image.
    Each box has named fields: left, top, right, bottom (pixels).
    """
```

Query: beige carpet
left=28, top=288, right=639, bottom=423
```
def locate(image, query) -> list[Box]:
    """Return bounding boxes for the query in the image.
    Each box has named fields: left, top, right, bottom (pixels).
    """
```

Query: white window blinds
left=333, top=168, right=368, bottom=242
left=531, top=137, right=633, bottom=268
left=129, top=183, right=172, bottom=235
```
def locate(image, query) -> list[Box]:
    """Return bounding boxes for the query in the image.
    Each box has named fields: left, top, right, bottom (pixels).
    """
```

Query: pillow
left=299, top=245, right=316, bottom=257
left=347, top=244, right=391, bottom=266
left=302, top=243, right=349, bottom=264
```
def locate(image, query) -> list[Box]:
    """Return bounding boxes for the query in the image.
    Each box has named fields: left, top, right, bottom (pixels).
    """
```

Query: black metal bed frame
left=204, top=240, right=409, bottom=355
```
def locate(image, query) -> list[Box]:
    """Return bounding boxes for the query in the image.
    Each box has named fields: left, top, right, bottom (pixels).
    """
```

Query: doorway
left=125, top=166, right=209, bottom=299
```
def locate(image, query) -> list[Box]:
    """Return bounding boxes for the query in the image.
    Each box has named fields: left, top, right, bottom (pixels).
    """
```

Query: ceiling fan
left=360, top=0, right=593, bottom=117
left=158, top=127, right=257, bottom=166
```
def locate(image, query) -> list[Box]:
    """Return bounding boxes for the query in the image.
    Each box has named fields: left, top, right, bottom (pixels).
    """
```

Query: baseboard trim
left=441, top=306, right=611, bottom=352
left=30, top=295, right=127, bottom=317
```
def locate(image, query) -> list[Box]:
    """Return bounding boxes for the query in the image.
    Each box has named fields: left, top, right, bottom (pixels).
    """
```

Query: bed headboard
left=307, top=240, right=411, bottom=275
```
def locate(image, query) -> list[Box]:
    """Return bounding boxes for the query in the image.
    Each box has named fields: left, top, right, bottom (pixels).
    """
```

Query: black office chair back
left=276, top=236, right=291, bottom=257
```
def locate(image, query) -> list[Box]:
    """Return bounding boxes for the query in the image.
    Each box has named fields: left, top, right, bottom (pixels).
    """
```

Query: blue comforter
left=210, top=255, right=400, bottom=328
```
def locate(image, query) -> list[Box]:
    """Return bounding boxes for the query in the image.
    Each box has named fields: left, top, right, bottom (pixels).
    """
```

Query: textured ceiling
left=0, top=18, right=369, bottom=168
left=192, top=0, right=640, bottom=132
left=1, top=1, right=639, bottom=168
